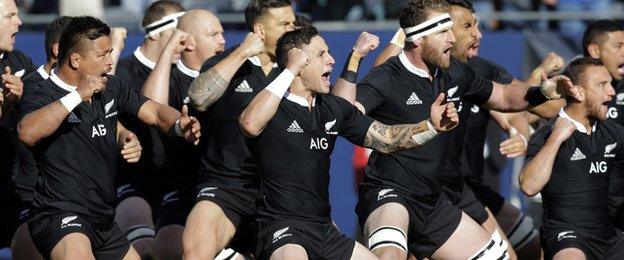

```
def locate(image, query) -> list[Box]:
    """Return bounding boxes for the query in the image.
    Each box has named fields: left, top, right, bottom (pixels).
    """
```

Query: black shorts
left=356, top=187, right=462, bottom=259
left=155, top=189, right=194, bottom=231
left=195, top=182, right=258, bottom=254
left=464, top=178, right=506, bottom=215
left=541, top=228, right=624, bottom=260
left=256, top=219, right=355, bottom=260
left=28, top=212, right=130, bottom=260
left=1, top=196, right=33, bottom=247
left=114, top=174, right=161, bottom=209
left=442, top=185, right=489, bottom=225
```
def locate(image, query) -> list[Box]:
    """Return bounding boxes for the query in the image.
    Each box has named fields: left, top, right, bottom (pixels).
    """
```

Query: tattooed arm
left=188, top=33, right=263, bottom=112
left=363, top=93, right=459, bottom=154
left=363, top=120, right=434, bottom=154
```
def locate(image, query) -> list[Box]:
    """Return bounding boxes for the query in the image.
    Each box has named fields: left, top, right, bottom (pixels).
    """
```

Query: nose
left=328, top=54, right=335, bottom=66
left=448, top=30, right=456, bottom=44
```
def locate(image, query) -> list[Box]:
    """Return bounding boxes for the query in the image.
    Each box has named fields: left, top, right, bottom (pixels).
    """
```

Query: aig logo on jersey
left=92, top=124, right=107, bottom=138
left=608, top=107, right=619, bottom=119
left=617, top=93, right=624, bottom=105
left=589, top=161, right=608, bottom=174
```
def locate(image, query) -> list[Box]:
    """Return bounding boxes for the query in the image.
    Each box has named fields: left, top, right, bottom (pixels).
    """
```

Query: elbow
left=188, top=93, right=208, bottom=112
left=519, top=176, right=539, bottom=197
left=239, top=116, right=260, bottom=138
left=17, top=122, right=37, bottom=147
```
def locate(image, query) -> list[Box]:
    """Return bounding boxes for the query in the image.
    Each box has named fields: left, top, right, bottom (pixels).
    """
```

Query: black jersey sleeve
left=112, top=77, right=148, bottom=118
left=17, top=87, right=53, bottom=122
left=199, top=45, right=238, bottom=73
left=471, top=56, right=514, bottom=84
left=459, top=62, right=494, bottom=106
left=525, top=123, right=552, bottom=162
left=334, top=95, right=374, bottom=146
left=356, top=66, right=390, bottom=114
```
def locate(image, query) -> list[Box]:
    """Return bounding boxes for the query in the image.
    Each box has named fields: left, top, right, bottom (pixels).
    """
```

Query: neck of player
left=405, top=48, right=435, bottom=81
left=180, top=53, right=202, bottom=71
left=290, top=77, right=315, bottom=110
left=141, top=40, right=164, bottom=64
left=564, top=105, right=594, bottom=133
left=56, top=65, right=83, bottom=87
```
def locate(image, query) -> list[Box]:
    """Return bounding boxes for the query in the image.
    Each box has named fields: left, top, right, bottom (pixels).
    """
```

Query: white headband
left=403, top=13, right=453, bottom=42
left=144, top=11, right=186, bottom=38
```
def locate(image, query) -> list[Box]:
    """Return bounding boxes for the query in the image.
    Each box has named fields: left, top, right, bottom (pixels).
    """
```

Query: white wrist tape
left=174, top=118, right=184, bottom=137
left=60, top=91, right=82, bottom=112
left=390, top=28, right=405, bottom=48
left=509, top=126, right=528, bottom=148
left=411, top=120, right=438, bottom=145
left=265, top=69, right=295, bottom=98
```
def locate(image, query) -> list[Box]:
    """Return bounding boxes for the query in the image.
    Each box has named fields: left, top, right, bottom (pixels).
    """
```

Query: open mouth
left=618, top=63, right=624, bottom=76
left=442, top=47, right=451, bottom=58
left=321, top=70, right=331, bottom=84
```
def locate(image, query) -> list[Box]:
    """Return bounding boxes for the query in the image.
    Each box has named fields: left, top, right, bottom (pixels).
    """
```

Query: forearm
left=18, top=100, right=72, bottom=146
left=142, top=48, right=174, bottom=104
left=519, top=138, right=561, bottom=196
left=529, top=99, right=565, bottom=119
left=373, top=29, right=403, bottom=68
left=363, top=120, right=436, bottom=154
left=509, top=111, right=530, bottom=139
left=240, top=70, right=295, bottom=137
left=188, top=49, right=248, bottom=112
left=332, top=51, right=363, bottom=104
left=116, top=122, right=130, bottom=144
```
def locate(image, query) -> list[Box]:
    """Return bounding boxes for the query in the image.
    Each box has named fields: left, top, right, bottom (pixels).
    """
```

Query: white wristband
left=390, top=28, right=405, bottom=48
left=411, top=120, right=438, bottom=145
left=265, top=69, right=295, bottom=98
left=60, top=91, right=82, bottom=112
left=174, top=118, right=184, bottom=137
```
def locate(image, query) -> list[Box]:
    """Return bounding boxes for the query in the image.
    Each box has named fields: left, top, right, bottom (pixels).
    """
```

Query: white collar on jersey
left=558, top=108, right=596, bottom=134
left=285, top=91, right=316, bottom=107
left=0, top=52, right=4, bottom=59
left=248, top=55, right=278, bottom=68
left=36, top=65, right=50, bottom=79
left=50, top=70, right=77, bottom=92
left=133, top=47, right=156, bottom=70
left=176, top=60, right=199, bottom=78
left=398, top=51, right=436, bottom=78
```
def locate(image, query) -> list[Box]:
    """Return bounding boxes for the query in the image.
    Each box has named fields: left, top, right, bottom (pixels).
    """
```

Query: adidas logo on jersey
left=570, top=148, right=586, bottom=161
left=406, top=92, right=422, bottom=105
left=234, top=80, right=253, bottom=93
left=272, top=227, right=292, bottom=243
left=68, top=112, right=81, bottom=123
left=287, top=120, right=304, bottom=133
left=60, top=215, right=81, bottom=228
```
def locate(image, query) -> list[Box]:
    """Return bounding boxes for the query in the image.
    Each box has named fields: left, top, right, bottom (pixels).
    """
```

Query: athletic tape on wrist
left=540, top=79, right=560, bottom=100
left=144, top=12, right=186, bottom=39
left=265, top=69, right=295, bottom=98
left=403, top=13, right=454, bottom=42
left=340, top=50, right=362, bottom=83
left=174, top=118, right=184, bottom=137
left=60, top=91, right=82, bottom=112
left=390, top=28, right=405, bottom=48
left=411, top=120, right=438, bottom=145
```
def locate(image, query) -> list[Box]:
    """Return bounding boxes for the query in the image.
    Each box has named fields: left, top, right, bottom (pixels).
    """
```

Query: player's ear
left=52, top=43, right=60, bottom=60
left=568, top=84, right=585, bottom=102
left=587, top=43, right=600, bottom=59
left=253, top=23, right=265, bottom=40
left=69, top=53, right=80, bottom=69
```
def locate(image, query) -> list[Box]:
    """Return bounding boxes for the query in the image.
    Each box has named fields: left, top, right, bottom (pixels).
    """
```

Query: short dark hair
left=244, top=0, right=291, bottom=31
left=275, top=26, right=319, bottom=69
left=142, top=0, right=185, bottom=28
left=582, top=20, right=624, bottom=57
left=562, top=57, right=604, bottom=102
left=57, top=16, right=110, bottom=65
left=445, top=0, right=474, bottom=12
left=399, top=0, right=450, bottom=29
left=45, top=16, right=73, bottom=62
left=295, top=14, right=312, bottom=29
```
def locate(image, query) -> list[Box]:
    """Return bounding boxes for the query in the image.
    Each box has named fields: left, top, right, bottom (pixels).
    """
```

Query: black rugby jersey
left=445, top=56, right=514, bottom=192
left=606, top=79, right=624, bottom=126
left=247, top=93, right=373, bottom=222
left=116, top=47, right=165, bottom=170
left=160, top=62, right=201, bottom=190
left=0, top=50, right=36, bottom=205
left=18, top=72, right=147, bottom=224
left=356, top=52, right=493, bottom=203
left=527, top=109, right=624, bottom=239
left=197, top=46, right=281, bottom=188
left=11, top=65, right=50, bottom=202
